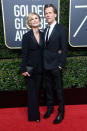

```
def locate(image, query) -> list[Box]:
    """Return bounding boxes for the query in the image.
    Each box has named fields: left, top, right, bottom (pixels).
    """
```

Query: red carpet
left=0, top=105, right=87, bottom=131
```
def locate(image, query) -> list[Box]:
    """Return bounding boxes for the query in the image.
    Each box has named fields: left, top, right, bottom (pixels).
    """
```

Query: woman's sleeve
left=20, top=34, right=28, bottom=73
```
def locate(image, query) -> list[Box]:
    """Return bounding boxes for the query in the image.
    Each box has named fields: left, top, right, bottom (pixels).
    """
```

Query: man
left=43, top=4, right=67, bottom=124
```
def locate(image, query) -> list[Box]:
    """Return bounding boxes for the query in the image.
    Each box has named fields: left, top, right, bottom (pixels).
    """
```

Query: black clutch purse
left=26, top=66, right=34, bottom=74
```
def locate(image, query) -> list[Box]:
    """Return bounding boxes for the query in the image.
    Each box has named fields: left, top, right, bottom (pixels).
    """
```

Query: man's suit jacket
left=43, top=23, right=68, bottom=70
left=21, top=29, right=44, bottom=73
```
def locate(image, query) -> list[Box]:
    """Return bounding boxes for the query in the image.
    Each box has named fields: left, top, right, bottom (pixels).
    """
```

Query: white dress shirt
left=45, top=20, right=57, bottom=41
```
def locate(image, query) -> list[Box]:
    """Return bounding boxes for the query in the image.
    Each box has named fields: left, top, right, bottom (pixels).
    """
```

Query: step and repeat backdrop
left=69, top=0, right=87, bottom=47
left=1, top=0, right=87, bottom=48
left=1, top=0, right=60, bottom=49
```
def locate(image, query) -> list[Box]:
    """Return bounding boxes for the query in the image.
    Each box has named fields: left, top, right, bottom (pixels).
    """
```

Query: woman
left=21, top=13, right=44, bottom=122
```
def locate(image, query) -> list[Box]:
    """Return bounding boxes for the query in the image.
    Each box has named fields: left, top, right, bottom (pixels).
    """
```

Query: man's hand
left=22, top=72, right=30, bottom=77
left=58, top=50, right=62, bottom=54
left=58, top=66, right=62, bottom=70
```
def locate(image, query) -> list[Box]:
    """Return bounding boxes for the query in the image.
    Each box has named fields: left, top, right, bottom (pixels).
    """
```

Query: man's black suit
left=21, top=29, right=44, bottom=121
left=43, top=23, right=67, bottom=113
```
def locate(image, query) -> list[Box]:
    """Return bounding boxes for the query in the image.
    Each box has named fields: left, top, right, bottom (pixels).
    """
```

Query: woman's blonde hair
left=26, top=12, right=41, bottom=28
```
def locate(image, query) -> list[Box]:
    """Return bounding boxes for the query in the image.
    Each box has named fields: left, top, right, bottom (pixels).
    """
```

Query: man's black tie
left=46, top=26, right=50, bottom=44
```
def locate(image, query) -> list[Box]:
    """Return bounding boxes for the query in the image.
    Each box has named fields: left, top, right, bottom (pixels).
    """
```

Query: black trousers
left=45, top=69, right=64, bottom=113
left=26, top=74, right=41, bottom=121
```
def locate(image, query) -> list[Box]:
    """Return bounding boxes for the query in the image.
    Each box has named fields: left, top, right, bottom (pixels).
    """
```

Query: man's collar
left=49, top=21, right=57, bottom=28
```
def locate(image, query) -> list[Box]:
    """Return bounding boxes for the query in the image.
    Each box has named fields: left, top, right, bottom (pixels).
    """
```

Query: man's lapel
left=48, top=23, right=57, bottom=42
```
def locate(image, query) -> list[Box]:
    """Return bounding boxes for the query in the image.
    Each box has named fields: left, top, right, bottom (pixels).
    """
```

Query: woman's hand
left=22, top=72, right=30, bottom=77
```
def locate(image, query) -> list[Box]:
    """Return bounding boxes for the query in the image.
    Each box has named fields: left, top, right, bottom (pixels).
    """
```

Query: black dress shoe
left=28, top=119, right=40, bottom=122
left=36, top=119, right=40, bottom=122
left=44, top=108, right=54, bottom=119
left=53, top=112, right=64, bottom=124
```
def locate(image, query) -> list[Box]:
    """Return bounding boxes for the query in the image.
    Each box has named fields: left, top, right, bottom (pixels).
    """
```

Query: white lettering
left=14, top=5, right=20, bottom=17
left=14, top=5, right=29, bottom=17
left=15, top=18, right=27, bottom=29
left=40, top=18, right=48, bottom=29
left=15, top=30, right=28, bottom=41
left=31, top=5, right=44, bottom=17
